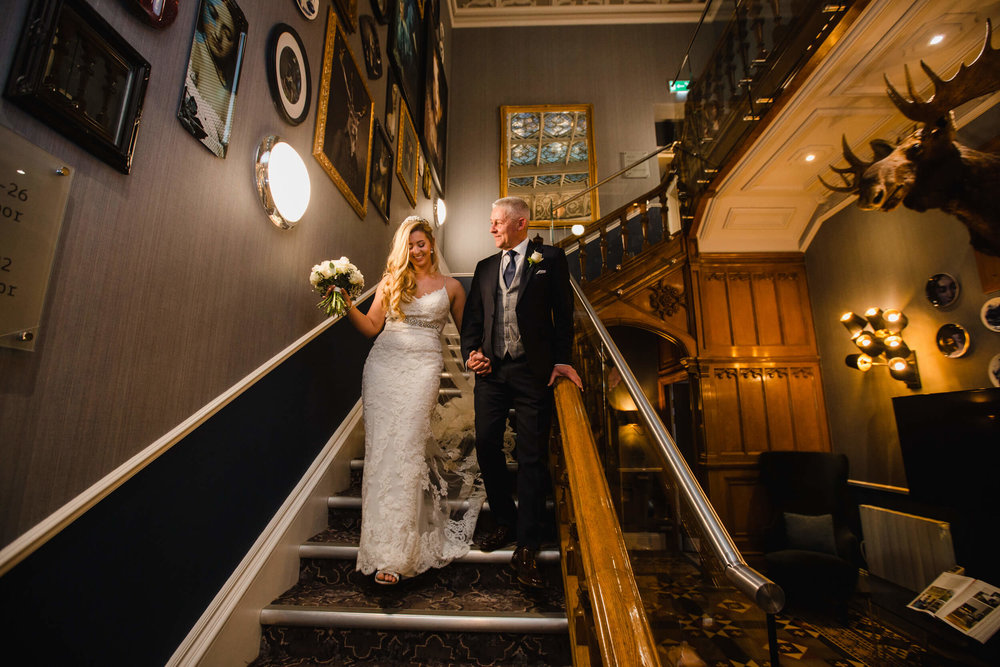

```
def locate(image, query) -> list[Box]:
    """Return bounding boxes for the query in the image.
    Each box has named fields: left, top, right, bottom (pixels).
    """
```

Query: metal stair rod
left=570, top=277, right=784, bottom=614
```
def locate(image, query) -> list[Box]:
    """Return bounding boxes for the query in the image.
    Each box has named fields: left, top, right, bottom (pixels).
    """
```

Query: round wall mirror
left=936, top=323, right=970, bottom=358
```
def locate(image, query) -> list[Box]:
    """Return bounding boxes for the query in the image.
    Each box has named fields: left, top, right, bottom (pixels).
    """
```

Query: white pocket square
left=536, top=269, right=547, bottom=275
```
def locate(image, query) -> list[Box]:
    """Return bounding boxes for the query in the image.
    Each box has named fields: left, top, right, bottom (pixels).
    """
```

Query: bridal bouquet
left=310, top=257, right=364, bottom=317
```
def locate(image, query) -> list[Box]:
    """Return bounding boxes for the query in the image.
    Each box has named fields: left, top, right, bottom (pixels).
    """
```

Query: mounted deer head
left=821, top=19, right=1000, bottom=256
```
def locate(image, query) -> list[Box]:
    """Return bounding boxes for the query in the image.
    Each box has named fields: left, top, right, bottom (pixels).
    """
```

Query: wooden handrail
left=553, top=377, right=661, bottom=667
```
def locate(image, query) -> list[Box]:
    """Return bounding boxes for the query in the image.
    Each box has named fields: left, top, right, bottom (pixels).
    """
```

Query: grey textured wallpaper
left=0, top=0, right=438, bottom=547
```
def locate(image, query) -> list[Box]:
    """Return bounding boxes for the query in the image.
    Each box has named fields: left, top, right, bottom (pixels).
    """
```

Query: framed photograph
left=178, top=0, right=248, bottom=159
left=422, top=158, right=432, bottom=198
left=370, top=0, right=389, bottom=23
left=295, top=0, right=319, bottom=20
left=3, top=0, right=151, bottom=174
left=384, top=69, right=400, bottom=143
left=422, top=41, right=447, bottom=193
left=925, top=273, right=960, bottom=309
left=333, top=0, right=358, bottom=33
left=936, top=323, right=970, bottom=358
left=395, top=98, right=419, bottom=207
left=981, top=296, right=1000, bottom=332
left=369, top=119, right=393, bottom=223
left=389, top=0, right=426, bottom=133
left=125, top=0, right=179, bottom=29
left=359, top=15, right=382, bottom=80
left=266, top=24, right=311, bottom=126
left=312, top=7, right=374, bottom=219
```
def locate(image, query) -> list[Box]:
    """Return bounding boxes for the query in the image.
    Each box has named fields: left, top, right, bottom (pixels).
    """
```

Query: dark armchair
left=758, top=451, right=863, bottom=614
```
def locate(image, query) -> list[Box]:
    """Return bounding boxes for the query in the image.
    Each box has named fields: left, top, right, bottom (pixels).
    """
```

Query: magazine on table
left=907, top=571, right=1000, bottom=643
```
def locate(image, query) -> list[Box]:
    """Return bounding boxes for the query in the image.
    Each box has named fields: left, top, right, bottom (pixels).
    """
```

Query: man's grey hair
left=492, top=196, right=530, bottom=222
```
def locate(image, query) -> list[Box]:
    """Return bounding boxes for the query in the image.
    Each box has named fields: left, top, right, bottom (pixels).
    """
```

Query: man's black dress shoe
left=478, top=524, right=516, bottom=552
left=511, top=546, right=544, bottom=589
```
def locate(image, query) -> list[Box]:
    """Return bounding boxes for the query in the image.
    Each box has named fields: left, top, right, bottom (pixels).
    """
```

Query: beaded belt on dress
left=394, top=317, right=440, bottom=330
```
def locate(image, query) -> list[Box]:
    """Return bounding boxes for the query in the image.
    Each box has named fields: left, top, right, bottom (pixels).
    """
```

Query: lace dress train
left=356, top=287, right=483, bottom=578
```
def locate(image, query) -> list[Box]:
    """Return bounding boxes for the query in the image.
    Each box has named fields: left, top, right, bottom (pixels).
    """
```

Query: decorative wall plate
left=981, top=296, right=1000, bottom=332
left=266, top=24, right=311, bottom=125
left=925, top=273, right=960, bottom=309
left=988, top=352, right=1000, bottom=387
left=296, top=0, right=319, bottom=20
left=127, top=0, right=179, bottom=28
left=936, top=323, right=970, bottom=358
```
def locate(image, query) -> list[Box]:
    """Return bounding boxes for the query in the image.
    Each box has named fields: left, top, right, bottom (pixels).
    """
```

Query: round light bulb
left=572, top=224, right=585, bottom=236
left=269, top=142, right=310, bottom=223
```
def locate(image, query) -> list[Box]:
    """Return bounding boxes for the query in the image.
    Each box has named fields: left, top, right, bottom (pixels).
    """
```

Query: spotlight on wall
left=255, top=135, right=311, bottom=229
left=434, top=197, right=447, bottom=226
left=571, top=223, right=585, bottom=236
left=840, top=307, right=920, bottom=388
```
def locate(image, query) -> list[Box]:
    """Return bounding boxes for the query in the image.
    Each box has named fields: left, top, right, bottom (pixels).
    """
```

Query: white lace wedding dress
left=356, top=286, right=484, bottom=578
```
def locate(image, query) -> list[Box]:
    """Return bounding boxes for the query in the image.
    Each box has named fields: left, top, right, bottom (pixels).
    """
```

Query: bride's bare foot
left=375, top=570, right=400, bottom=585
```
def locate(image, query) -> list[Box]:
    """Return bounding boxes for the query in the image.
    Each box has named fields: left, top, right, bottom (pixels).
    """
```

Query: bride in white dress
left=340, top=216, right=483, bottom=585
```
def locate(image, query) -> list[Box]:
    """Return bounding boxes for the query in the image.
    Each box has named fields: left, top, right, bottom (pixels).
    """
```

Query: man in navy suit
left=461, top=196, right=582, bottom=588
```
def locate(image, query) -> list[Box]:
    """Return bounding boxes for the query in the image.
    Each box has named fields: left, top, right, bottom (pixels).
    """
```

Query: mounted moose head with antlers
left=821, top=19, right=1000, bottom=256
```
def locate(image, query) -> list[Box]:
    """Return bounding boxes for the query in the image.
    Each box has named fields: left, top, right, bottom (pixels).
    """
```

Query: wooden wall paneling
left=704, top=367, right=744, bottom=454
left=705, top=464, right=762, bottom=555
left=751, top=272, right=783, bottom=346
left=775, top=269, right=812, bottom=348
left=762, top=368, right=796, bottom=451
left=788, top=366, right=830, bottom=451
left=737, top=368, right=767, bottom=454
left=728, top=273, right=759, bottom=347
left=698, top=270, right=735, bottom=352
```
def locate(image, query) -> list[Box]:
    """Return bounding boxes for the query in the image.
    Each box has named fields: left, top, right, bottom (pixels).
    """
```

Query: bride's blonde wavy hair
left=381, top=216, right=439, bottom=319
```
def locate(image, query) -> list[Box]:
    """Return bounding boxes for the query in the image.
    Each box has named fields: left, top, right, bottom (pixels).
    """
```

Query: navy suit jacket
left=461, top=241, right=574, bottom=383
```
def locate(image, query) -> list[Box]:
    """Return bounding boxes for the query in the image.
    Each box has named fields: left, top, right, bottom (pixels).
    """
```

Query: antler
left=818, top=136, right=883, bottom=193
left=885, top=19, right=1000, bottom=124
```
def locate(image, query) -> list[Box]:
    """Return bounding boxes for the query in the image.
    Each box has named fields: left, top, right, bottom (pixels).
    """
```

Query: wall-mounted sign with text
left=0, top=125, right=73, bottom=351
left=669, top=80, right=690, bottom=93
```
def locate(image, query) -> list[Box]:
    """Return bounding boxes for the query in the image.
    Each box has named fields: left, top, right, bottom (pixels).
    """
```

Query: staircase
left=248, top=324, right=573, bottom=666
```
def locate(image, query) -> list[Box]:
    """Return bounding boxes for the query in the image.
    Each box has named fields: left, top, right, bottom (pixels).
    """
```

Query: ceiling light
left=929, top=34, right=944, bottom=45
left=805, top=154, right=816, bottom=162
left=572, top=224, right=585, bottom=236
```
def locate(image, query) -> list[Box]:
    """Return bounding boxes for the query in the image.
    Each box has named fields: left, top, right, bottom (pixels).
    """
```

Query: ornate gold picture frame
left=395, top=96, right=419, bottom=207
left=312, top=8, right=374, bottom=219
left=499, top=104, right=599, bottom=228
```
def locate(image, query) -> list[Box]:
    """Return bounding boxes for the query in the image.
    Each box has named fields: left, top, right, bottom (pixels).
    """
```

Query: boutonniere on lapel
left=526, top=250, right=544, bottom=266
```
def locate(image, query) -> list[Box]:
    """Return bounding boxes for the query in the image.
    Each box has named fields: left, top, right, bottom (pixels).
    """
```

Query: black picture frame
left=384, top=68, right=400, bottom=144
left=359, top=15, right=383, bottom=80
left=925, top=273, right=960, bottom=309
left=178, top=0, right=249, bottom=159
left=388, top=0, right=425, bottom=133
left=266, top=24, right=311, bottom=126
left=422, top=37, right=447, bottom=194
left=370, top=0, right=389, bottom=23
left=312, top=7, right=374, bottom=219
left=3, top=0, right=151, bottom=174
left=369, top=119, right=393, bottom=223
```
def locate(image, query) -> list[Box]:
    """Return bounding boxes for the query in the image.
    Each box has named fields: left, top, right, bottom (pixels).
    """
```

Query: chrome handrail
left=570, top=277, right=785, bottom=614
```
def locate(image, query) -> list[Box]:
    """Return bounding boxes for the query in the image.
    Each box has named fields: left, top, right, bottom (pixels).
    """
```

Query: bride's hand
left=327, top=286, right=353, bottom=310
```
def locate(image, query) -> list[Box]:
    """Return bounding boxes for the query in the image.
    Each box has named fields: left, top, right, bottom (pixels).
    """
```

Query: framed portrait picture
left=370, top=0, right=389, bottom=23
left=384, top=69, right=400, bottom=143
left=4, top=0, right=151, bottom=174
left=312, top=7, right=374, bottom=219
left=422, top=159, right=432, bottom=198
left=359, top=15, right=382, bottom=80
left=295, top=0, right=319, bottom=20
left=369, top=119, right=393, bottom=223
left=925, top=273, right=959, bottom=309
left=422, top=41, right=447, bottom=193
left=333, top=0, right=358, bottom=33
left=178, top=0, right=248, bottom=159
left=266, top=24, right=311, bottom=126
left=396, top=98, right=419, bottom=207
left=388, top=0, right=426, bottom=132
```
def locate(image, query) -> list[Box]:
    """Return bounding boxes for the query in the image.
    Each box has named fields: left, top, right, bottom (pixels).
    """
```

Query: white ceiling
left=696, top=0, right=1000, bottom=253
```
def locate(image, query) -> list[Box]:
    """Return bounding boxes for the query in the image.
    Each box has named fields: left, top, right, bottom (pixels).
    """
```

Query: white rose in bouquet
left=309, top=257, right=365, bottom=317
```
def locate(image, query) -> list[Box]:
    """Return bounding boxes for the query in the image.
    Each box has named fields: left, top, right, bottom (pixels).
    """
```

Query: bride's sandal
left=375, top=570, right=401, bottom=585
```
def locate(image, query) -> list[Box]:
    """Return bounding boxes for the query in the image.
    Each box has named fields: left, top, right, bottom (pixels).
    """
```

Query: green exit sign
left=670, top=80, right=690, bottom=93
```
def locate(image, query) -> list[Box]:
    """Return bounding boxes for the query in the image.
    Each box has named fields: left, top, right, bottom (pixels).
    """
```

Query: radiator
left=859, top=505, right=956, bottom=592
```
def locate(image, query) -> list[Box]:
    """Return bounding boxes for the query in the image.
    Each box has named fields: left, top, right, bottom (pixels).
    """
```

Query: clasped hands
left=464, top=350, right=584, bottom=390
